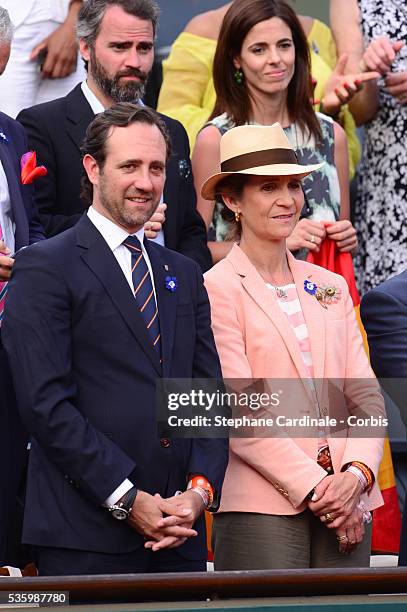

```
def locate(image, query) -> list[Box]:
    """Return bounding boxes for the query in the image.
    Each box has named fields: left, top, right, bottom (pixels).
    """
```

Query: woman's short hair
left=215, top=174, right=250, bottom=241
left=211, top=0, right=321, bottom=143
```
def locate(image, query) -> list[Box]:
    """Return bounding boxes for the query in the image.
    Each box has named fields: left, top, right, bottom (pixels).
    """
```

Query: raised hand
left=29, top=2, right=82, bottom=79
left=144, top=202, right=167, bottom=239
left=287, top=218, right=326, bottom=252
left=0, top=240, right=13, bottom=281
left=325, top=220, right=358, bottom=253
left=359, top=38, right=404, bottom=75
left=385, top=71, right=407, bottom=105
left=321, top=54, right=380, bottom=116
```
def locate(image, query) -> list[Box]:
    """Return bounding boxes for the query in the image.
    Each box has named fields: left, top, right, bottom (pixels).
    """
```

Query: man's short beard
left=98, top=175, right=158, bottom=233
left=89, top=46, right=148, bottom=103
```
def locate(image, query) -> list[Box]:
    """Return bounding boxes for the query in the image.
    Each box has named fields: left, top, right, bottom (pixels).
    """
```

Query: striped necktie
left=0, top=225, right=8, bottom=325
left=123, top=235, right=161, bottom=359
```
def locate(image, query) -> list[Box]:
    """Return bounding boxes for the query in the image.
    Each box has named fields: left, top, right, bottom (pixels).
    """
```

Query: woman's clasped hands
left=308, top=472, right=368, bottom=554
left=287, top=219, right=358, bottom=254
left=360, top=37, right=407, bottom=105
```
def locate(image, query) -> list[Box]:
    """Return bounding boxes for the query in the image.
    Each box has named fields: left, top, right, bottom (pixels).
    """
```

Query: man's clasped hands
left=127, top=489, right=205, bottom=552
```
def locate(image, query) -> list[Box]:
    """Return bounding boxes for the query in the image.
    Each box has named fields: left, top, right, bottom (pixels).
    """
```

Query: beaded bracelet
left=349, top=461, right=373, bottom=491
left=346, top=465, right=368, bottom=492
left=189, top=486, right=209, bottom=509
left=187, top=475, right=214, bottom=508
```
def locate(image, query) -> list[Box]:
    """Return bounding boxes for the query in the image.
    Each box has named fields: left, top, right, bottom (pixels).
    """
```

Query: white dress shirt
left=81, top=81, right=165, bottom=246
left=87, top=205, right=159, bottom=507
left=0, top=161, right=15, bottom=254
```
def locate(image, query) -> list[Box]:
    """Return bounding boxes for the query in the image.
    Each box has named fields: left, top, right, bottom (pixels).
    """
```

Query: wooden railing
left=1, top=567, right=407, bottom=604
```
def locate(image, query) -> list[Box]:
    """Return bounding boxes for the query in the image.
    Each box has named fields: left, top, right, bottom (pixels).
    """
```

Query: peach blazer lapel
left=227, top=244, right=311, bottom=381
left=287, top=251, right=326, bottom=381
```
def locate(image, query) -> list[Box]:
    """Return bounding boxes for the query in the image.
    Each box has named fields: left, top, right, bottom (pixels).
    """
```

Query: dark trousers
left=32, top=545, right=206, bottom=576
left=213, top=510, right=372, bottom=570
left=0, top=342, right=28, bottom=566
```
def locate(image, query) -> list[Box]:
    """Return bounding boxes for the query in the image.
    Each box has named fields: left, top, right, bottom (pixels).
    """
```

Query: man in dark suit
left=17, top=0, right=211, bottom=272
left=0, top=6, right=45, bottom=567
left=361, top=274, right=407, bottom=566
left=2, top=103, right=228, bottom=576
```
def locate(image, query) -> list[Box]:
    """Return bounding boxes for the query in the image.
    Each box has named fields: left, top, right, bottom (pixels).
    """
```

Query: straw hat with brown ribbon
left=201, top=123, right=324, bottom=200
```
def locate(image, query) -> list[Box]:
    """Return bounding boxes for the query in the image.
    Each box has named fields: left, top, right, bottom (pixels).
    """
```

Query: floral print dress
left=355, top=0, right=407, bottom=293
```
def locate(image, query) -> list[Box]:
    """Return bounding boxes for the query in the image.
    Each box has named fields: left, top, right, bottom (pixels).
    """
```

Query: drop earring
left=234, top=69, right=243, bottom=85
left=235, top=210, right=240, bottom=222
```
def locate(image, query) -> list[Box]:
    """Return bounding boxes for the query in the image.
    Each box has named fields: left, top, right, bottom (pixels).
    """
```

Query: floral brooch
left=304, top=279, right=341, bottom=309
left=165, top=275, right=177, bottom=292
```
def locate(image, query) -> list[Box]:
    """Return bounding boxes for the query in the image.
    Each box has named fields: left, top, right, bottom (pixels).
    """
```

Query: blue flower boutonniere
left=304, top=280, right=317, bottom=295
left=165, top=275, right=177, bottom=292
left=304, top=278, right=341, bottom=309
left=0, top=132, right=9, bottom=144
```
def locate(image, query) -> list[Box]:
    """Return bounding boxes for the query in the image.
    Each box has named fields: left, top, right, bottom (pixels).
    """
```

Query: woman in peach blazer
left=203, top=123, right=385, bottom=570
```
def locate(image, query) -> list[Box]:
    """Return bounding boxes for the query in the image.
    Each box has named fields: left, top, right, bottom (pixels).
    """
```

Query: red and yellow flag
left=309, top=239, right=401, bottom=554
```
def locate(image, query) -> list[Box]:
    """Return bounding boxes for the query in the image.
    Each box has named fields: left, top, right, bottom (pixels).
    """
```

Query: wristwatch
left=109, top=485, right=138, bottom=521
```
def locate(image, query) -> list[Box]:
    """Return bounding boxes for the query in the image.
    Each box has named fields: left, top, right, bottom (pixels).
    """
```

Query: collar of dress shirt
left=87, top=205, right=145, bottom=253
left=81, top=80, right=145, bottom=115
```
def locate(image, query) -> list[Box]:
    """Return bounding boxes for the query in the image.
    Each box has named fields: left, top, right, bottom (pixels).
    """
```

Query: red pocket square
left=20, top=151, right=47, bottom=185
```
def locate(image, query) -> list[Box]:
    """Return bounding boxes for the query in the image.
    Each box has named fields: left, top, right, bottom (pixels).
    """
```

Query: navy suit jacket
left=360, top=270, right=407, bottom=566
left=360, top=272, right=407, bottom=380
left=17, top=84, right=212, bottom=272
left=360, top=272, right=407, bottom=432
left=0, top=111, right=43, bottom=565
left=2, top=214, right=227, bottom=558
left=0, top=112, right=43, bottom=249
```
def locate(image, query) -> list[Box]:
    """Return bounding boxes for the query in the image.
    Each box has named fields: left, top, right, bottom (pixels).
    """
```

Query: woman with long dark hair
left=192, top=0, right=358, bottom=265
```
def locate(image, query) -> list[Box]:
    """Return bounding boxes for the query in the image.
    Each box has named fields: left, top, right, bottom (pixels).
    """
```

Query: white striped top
left=266, top=283, right=328, bottom=447
left=266, top=283, right=314, bottom=378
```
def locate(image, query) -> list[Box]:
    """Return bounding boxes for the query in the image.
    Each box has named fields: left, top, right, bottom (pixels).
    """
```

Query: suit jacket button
left=160, top=438, right=171, bottom=448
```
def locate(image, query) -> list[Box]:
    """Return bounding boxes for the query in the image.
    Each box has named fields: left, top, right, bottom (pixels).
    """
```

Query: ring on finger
left=324, top=513, right=334, bottom=523
left=337, top=534, right=348, bottom=542
left=310, top=234, right=315, bottom=243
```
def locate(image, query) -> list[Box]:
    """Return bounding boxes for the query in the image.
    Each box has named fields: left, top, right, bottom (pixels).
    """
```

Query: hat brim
left=201, top=161, right=325, bottom=200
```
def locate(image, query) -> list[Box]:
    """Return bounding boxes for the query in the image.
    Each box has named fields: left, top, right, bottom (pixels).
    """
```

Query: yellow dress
left=157, top=20, right=360, bottom=179
left=307, top=17, right=337, bottom=70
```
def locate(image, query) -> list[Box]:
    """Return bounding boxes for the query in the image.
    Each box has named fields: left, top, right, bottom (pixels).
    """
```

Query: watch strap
left=121, top=485, right=138, bottom=513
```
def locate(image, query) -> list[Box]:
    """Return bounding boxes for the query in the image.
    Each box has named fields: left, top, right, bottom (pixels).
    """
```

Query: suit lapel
left=76, top=216, right=161, bottom=375
left=0, top=132, right=29, bottom=248
left=145, top=240, right=177, bottom=377
left=65, top=85, right=95, bottom=152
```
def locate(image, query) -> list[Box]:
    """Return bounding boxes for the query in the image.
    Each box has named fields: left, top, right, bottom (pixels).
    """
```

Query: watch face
left=111, top=507, right=128, bottom=521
